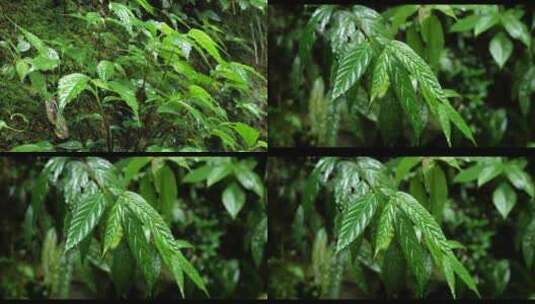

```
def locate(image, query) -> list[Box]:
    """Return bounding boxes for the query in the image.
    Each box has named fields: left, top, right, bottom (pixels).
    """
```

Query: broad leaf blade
left=389, top=61, right=425, bottom=141
left=103, top=202, right=124, bottom=255
left=222, top=182, right=246, bottom=219
left=492, top=182, right=517, bottom=219
left=332, top=41, right=373, bottom=100
left=370, top=49, right=391, bottom=103
left=65, top=191, right=108, bottom=251
left=397, top=214, right=428, bottom=297
left=447, top=252, right=481, bottom=297
left=57, top=73, right=90, bottom=113
left=374, top=201, right=396, bottom=257
left=124, top=214, right=161, bottom=295
left=489, top=32, right=513, bottom=69
left=336, top=192, right=379, bottom=252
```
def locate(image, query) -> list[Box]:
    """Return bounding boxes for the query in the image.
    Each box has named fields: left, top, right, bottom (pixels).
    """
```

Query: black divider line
left=267, top=148, right=535, bottom=157
left=268, top=0, right=532, bottom=5
left=0, top=152, right=268, bottom=158
left=2, top=148, right=534, bottom=158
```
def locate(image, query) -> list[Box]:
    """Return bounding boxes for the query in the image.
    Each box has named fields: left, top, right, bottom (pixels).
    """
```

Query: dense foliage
left=268, top=157, right=535, bottom=299
left=269, top=4, right=535, bottom=147
left=0, top=157, right=267, bottom=299
left=0, top=0, right=267, bottom=151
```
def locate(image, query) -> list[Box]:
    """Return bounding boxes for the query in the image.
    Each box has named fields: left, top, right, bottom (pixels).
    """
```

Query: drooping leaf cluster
left=269, top=4, right=535, bottom=147
left=268, top=156, right=535, bottom=299
left=15, top=156, right=267, bottom=299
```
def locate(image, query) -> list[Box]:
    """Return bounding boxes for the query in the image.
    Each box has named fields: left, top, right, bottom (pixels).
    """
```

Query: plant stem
left=93, top=88, right=112, bottom=151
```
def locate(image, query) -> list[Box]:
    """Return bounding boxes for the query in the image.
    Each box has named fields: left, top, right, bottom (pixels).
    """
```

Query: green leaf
left=211, top=128, right=238, bottom=150
left=447, top=252, right=480, bottom=297
left=109, top=2, right=136, bottom=35
left=17, top=25, right=48, bottom=54
left=10, top=141, right=54, bottom=152
left=207, top=163, right=232, bottom=187
left=388, top=40, right=444, bottom=110
left=103, top=202, right=124, bottom=255
left=388, top=5, right=419, bottom=34
left=57, top=73, right=90, bottom=113
left=31, top=54, right=59, bottom=71
left=119, top=190, right=206, bottom=296
left=63, top=161, right=90, bottom=206
left=424, top=164, right=447, bottom=224
left=222, top=182, right=246, bottom=219
left=16, top=59, right=30, bottom=81
left=394, top=157, right=421, bottom=186
left=120, top=191, right=169, bottom=237
left=134, top=0, right=155, bottom=15
left=175, top=240, right=194, bottom=249
left=492, top=182, right=517, bottom=219
left=336, top=192, right=379, bottom=252
left=374, top=201, right=397, bottom=257
left=441, top=256, right=456, bottom=298
left=188, top=28, right=224, bottom=64
left=370, top=49, right=391, bottom=103
left=299, top=5, right=334, bottom=67
left=332, top=41, right=373, bottom=100
left=394, top=191, right=478, bottom=298
left=453, top=163, right=484, bottom=183
left=328, top=11, right=358, bottom=56
left=333, top=161, right=364, bottom=209
left=230, top=122, right=260, bottom=148
left=17, top=38, right=30, bottom=52
left=450, top=14, right=480, bottom=32
left=123, top=157, right=152, bottom=186
left=442, top=99, right=476, bottom=145
left=124, top=214, right=161, bottom=295
left=65, top=191, right=108, bottom=251
left=106, top=81, right=140, bottom=124
left=409, top=177, right=428, bottom=208
left=189, top=85, right=226, bottom=118
left=505, top=163, right=535, bottom=197
left=421, top=14, right=444, bottom=69
left=234, top=162, right=264, bottom=198
left=393, top=191, right=450, bottom=254
left=437, top=103, right=451, bottom=146
left=477, top=159, right=503, bottom=187
left=154, top=233, right=185, bottom=297
left=352, top=5, right=387, bottom=37
left=474, top=13, right=499, bottom=36
left=96, top=60, right=115, bottom=81
left=397, top=214, right=428, bottom=297
left=120, top=191, right=192, bottom=296
left=493, top=260, right=510, bottom=296
left=489, top=32, right=513, bottom=69
left=84, top=158, right=122, bottom=196
left=182, top=165, right=211, bottom=183
left=155, top=164, right=177, bottom=223
left=501, top=12, right=531, bottom=47
left=389, top=61, right=425, bottom=141
left=176, top=251, right=208, bottom=296
left=31, top=171, right=49, bottom=227
left=432, top=5, right=457, bottom=19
